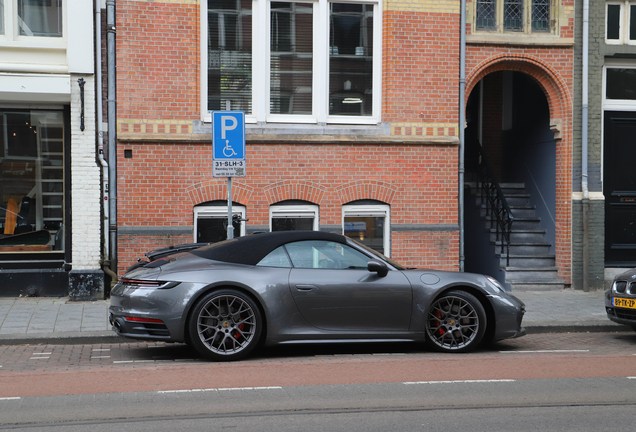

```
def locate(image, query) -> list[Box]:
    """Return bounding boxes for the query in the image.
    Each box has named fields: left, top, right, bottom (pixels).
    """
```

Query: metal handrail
left=474, top=147, right=514, bottom=267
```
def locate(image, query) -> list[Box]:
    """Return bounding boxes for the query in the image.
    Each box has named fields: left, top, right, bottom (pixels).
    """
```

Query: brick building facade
left=114, top=0, right=575, bottom=288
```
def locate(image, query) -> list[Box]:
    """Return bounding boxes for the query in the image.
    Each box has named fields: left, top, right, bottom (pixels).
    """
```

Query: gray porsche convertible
left=109, top=231, right=526, bottom=361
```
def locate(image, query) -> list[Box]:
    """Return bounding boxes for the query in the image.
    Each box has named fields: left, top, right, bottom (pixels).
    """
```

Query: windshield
left=348, top=238, right=405, bottom=270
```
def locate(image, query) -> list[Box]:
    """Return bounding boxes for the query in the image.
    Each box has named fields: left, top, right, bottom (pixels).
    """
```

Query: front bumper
left=490, top=293, right=526, bottom=341
left=605, top=290, right=636, bottom=328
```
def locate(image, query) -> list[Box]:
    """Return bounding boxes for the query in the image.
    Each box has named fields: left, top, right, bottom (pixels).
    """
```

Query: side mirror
left=367, top=259, right=389, bottom=277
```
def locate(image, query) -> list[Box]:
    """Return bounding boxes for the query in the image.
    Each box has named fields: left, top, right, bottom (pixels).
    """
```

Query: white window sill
left=467, top=33, right=574, bottom=46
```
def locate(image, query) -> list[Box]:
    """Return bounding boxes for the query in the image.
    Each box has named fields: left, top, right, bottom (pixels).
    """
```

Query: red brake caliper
left=234, top=321, right=245, bottom=340
left=435, top=310, right=445, bottom=335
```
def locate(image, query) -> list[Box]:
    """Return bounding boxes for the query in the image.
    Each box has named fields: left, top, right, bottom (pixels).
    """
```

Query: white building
left=0, top=0, right=104, bottom=299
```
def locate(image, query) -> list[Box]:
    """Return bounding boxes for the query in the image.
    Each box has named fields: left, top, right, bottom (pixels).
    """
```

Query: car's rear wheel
left=188, top=289, right=262, bottom=361
left=425, top=290, right=486, bottom=353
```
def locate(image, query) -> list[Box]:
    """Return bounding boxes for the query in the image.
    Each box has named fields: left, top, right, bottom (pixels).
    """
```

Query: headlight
left=486, top=276, right=505, bottom=293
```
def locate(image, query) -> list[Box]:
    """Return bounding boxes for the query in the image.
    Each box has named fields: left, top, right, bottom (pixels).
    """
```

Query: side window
left=285, top=240, right=370, bottom=269
left=257, top=246, right=292, bottom=268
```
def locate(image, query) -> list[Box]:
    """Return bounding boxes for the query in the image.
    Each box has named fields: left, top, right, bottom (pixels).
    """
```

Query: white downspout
left=582, top=0, right=589, bottom=290
left=96, top=0, right=109, bottom=261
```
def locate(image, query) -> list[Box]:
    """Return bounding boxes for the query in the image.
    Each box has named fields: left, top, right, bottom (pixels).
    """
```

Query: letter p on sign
left=221, top=116, right=238, bottom=139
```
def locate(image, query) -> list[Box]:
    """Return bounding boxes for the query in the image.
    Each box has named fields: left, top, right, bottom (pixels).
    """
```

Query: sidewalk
left=0, top=289, right=629, bottom=346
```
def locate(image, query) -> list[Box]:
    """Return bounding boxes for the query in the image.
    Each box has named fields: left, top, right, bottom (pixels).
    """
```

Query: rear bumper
left=109, top=313, right=172, bottom=340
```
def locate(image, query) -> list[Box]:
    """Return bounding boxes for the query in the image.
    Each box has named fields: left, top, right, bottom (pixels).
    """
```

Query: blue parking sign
left=212, top=111, right=246, bottom=177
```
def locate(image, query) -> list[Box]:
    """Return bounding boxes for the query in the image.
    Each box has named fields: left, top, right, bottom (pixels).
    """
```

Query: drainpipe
left=96, top=0, right=117, bottom=286
left=107, top=0, right=118, bottom=278
left=582, top=0, right=589, bottom=291
left=459, top=0, right=467, bottom=272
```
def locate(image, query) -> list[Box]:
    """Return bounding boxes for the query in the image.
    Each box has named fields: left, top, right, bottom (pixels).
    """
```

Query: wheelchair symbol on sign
left=223, top=140, right=237, bottom=157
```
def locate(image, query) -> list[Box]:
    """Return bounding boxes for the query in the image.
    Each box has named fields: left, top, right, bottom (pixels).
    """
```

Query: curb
left=0, top=324, right=632, bottom=346
left=0, top=331, right=128, bottom=346
left=524, top=324, right=633, bottom=334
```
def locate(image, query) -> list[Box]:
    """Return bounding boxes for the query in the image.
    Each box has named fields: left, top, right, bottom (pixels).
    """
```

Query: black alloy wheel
left=188, top=289, right=262, bottom=361
left=425, top=290, right=487, bottom=353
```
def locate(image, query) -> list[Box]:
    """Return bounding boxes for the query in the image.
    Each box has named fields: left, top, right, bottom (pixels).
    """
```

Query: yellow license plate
left=613, top=297, right=636, bottom=309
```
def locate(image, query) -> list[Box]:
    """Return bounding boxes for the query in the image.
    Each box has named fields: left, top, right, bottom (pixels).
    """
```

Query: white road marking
left=92, top=349, right=111, bottom=352
left=158, top=386, right=282, bottom=394
left=499, top=350, right=589, bottom=354
left=91, top=356, right=111, bottom=359
left=31, top=352, right=52, bottom=355
left=0, top=397, right=20, bottom=401
left=404, top=380, right=516, bottom=385
left=628, top=377, right=636, bottom=379
left=29, top=357, right=50, bottom=360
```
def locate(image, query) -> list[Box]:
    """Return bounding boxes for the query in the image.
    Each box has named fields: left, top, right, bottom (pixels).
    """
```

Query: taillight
left=124, top=316, right=165, bottom=324
left=119, top=279, right=179, bottom=289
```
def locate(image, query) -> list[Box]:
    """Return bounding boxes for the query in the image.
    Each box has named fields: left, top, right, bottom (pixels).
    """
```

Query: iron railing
left=474, top=147, right=514, bottom=267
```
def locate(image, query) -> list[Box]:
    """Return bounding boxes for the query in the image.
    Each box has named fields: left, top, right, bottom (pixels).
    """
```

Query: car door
left=285, top=240, right=412, bottom=331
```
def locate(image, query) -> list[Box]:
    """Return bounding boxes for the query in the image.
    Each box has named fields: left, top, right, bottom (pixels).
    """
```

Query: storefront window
left=0, top=109, right=65, bottom=253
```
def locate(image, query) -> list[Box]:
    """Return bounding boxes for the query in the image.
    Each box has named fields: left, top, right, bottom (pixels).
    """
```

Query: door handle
left=295, top=284, right=317, bottom=291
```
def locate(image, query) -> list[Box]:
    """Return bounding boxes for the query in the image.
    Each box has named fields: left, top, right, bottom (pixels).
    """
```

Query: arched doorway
left=463, top=60, right=571, bottom=289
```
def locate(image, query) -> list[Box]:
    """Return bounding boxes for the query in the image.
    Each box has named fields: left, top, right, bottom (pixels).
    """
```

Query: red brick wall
left=117, top=1, right=199, bottom=120
left=383, top=10, right=459, bottom=127
left=117, top=143, right=459, bottom=273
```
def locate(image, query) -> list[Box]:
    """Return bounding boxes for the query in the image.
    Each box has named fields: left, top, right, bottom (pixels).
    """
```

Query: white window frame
left=0, top=0, right=67, bottom=48
left=473, top=0, right=559, bottom=36
left=269, top=203, right=319, bottom=231
left=193, top=204, right=247, bottom=242
left=342, top=203, right=390, bottom=257
left=600, top=60, right=636, bottom=192
left=602, top=61, right=636, bottom=110
left=606, top=1, right=636, bottom=45
left=200, top=0, right=382, bottom=125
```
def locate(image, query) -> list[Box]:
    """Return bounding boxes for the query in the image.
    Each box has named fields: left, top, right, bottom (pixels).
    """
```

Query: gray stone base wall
left=571, top=199, right=605, bottom=291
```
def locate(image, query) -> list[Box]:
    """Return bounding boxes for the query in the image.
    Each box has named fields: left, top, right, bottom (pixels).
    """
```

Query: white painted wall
left=70, top=74, right=101, bottom=270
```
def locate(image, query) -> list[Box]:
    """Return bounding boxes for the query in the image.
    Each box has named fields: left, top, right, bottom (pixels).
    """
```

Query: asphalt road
left=1, top=331, right=635, bottom=430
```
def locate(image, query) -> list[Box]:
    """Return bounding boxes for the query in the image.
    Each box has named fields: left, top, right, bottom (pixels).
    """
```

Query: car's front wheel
left=188, top=289, right=262, bottom=361
left=425, top=290, right=486, bottom=353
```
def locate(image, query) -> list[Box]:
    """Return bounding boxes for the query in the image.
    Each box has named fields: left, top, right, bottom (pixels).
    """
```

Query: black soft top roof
left=190, top=231, right=347, bottom=266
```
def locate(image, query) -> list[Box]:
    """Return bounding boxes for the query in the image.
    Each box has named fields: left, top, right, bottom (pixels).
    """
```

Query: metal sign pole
left=227, top=176, right=233, bottom=239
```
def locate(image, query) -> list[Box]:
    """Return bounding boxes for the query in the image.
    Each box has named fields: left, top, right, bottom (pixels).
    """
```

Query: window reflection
left=270, top=2, right=313, bottom=115
left=18, top=0, right=62, bottom=37
left=208, top=0, right=252, bottom=112
left=329, top=3, right=373, bottom=116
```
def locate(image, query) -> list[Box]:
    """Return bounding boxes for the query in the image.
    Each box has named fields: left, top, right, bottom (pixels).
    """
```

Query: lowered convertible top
left=190, top=231, right=347, bottom=266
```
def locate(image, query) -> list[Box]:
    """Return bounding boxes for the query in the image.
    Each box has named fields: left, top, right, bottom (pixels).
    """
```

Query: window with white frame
left=604, top=65, right=636, bottom=105
left=606, top=1, right=636, bottom=44
left=0, top=0, right=63, bottom=40
left=194, top=202, right=246, bottom=243
left=202, top=0, right=381, bottom=124
left=270, top=201, right=319, bottom=231
left=342, top=201, right=389, bottom=256
left=474, top=0, right=553, bottom=34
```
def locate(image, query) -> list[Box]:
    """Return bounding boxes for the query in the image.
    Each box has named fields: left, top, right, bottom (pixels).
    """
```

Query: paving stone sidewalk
left=0, top=289, right=629, bottom=345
